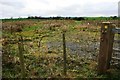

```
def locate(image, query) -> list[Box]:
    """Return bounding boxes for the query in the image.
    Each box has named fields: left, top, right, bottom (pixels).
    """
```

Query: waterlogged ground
left=2, top=20, right=120, bottom=78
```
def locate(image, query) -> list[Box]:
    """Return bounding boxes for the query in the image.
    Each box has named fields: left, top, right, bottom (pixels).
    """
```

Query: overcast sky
left=0, top=0, right=120, bottom=19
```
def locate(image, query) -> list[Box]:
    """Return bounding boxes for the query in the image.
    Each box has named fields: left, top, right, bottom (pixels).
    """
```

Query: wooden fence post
left=62, top=31, right=67, bottom=75
left=18, top=35, right=25, bottom=78
left=98, top=22, right=115, bottom=74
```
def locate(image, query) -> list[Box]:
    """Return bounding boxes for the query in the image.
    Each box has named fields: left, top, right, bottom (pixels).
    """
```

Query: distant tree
left=10, top=17, right=13, bottom=19
left=112, top=16, right=117, bottom=19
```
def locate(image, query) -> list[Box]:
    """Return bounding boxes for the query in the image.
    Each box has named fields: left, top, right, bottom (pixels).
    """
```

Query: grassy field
left=1, top=19, right=120, bottom=78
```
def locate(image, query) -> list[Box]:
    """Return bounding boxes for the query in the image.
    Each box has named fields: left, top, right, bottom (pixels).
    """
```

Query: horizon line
left=0, top=15, right=118, bottom=19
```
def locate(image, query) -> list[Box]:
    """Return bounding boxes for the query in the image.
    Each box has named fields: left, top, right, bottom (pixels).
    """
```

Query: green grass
left=2, top=19, right=120, bottom=78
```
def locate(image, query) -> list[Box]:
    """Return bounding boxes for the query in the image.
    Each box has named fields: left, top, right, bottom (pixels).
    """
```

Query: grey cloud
left=40, top=4, right=83, bottom=16
left=1, top=0, right=26, bottom=18
left=1, top=0, right=119, bottom=18
left=60, top=2, right=118, bottom=16
left=40, top=2, right=118, bottom=17
left=37, top=0, right=50, bottom=5
left=0, top=0, right=25, bottom=9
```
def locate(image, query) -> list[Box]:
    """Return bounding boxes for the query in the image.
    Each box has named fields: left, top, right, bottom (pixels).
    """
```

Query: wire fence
left=2, top=20, right=119, bottom=77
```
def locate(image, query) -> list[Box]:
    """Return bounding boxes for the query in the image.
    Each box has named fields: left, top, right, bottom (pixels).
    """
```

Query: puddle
left=46, top=41, right=100, bottom=56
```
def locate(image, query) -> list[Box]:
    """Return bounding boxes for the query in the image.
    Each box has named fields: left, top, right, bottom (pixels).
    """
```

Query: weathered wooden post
left=18, top=35, right=26, bottom=78
left=98, top=22, right=115, bottom=74
left=62, top=26, right=67, bottom=75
